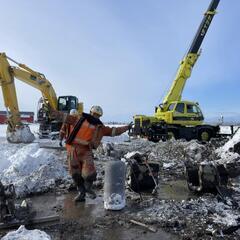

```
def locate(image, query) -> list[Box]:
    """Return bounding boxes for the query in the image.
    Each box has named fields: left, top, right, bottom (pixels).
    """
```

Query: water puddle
left=19, top=180, right=190, bottom=239
left=158, top=179, right=195, bottom=200
left=58, top=192, right=178, bottom=240
left=59, top=193, right=105, bottom=222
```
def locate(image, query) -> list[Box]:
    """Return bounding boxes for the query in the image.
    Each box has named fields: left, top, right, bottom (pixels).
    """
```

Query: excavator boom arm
left=12, top=67, right=58, bottom=109
left=0, top=53, right=21, bottom=130
left=0, top=52, right=58, bottom=135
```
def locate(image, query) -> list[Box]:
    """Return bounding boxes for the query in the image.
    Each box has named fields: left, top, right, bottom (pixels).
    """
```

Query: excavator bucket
left=6, top=125, right=35, bottom=143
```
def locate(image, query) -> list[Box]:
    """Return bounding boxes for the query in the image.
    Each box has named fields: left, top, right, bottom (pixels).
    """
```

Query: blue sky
left=0, top=0, right=239, bottom=122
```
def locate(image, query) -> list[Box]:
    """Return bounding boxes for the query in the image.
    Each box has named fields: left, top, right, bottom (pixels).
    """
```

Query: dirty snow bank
left=1, top=225, right=51, bottom=240
left=0, top=142, right=69, bottom=197
left=130, top=195, right=240, bottom=237
left=216, top=128, right=240, bottom=160
left=0, top=123, right=129, bottom=198
left=0, top=124, right=239, bottom=238
left=96, top=137, right=240, bottom=238
left=103, top=132, right=129, bottom=143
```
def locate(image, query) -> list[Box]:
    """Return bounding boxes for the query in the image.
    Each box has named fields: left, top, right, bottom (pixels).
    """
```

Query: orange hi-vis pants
left=67, top=144, right=96, bottom=180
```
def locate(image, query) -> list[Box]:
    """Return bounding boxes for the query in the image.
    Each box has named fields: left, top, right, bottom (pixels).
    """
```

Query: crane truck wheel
left=147, top=135, right=159, bottom=143
left=167, top=131, right=175, bottom=140
left=167, top=127, right=179, bottom=140
left=198, top=129, right=212, bottom=142
left=147, top=127, right=160, bottom=142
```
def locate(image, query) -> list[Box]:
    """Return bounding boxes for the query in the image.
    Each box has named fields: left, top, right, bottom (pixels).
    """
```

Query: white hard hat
left=70, top=109, right=78, bottom=115
left=90, top=105, right=103, bottom=117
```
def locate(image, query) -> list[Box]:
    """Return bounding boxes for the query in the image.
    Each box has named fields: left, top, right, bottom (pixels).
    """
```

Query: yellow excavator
left=0, top=52, right=83, bottom=143
left=133, top=0, right=220, bottom=142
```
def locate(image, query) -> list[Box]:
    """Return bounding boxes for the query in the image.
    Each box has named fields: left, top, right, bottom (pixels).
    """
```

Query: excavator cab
left=57, top=96, right=78, bottom=113
left=37, top=95, right=81, bottom=138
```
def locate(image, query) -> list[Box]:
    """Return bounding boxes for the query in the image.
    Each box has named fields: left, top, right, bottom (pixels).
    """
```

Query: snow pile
left=184, top=141, right=207, bottom=161
left=96, top=134, right=240, bottom=182
left=212, top=210, right=239, bottom=227
left=0, top=141, right=25, bottom=172
left=92, top=137, right=238, bottom=238
left=131, top=195, right=240, bottom=237
left=103, top=132, right=129, bottom=143
left=1, top=225, right=51, bottom=240
left=0, top=143, right=69, bottom=197
left=212, top=127, right=240, bottom=169
left=97, top=139, right=209, bottom=180
left=216, top=128, right=240, bottom=161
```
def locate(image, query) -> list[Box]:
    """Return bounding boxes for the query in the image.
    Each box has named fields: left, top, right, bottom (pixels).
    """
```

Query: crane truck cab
left=155, top=100, right=204, bottom=126
left=133, top=0, right=220, bottom=142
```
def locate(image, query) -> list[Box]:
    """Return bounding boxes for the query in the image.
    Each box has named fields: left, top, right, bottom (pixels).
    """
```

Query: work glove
left=128, top=122, right=133, bottom=130
left=59, top=140, right=63, bottom=147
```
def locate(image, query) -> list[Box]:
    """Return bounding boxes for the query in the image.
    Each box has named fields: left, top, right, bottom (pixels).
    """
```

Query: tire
left=147, top=135, right=159, bottom=143
left=147, top=127, right=159, bottom=143
left=167, top=131, right=175, bottom=140
left=167, top=128, right=178, bottom=140
left=198, top=129, right=212, bottom=142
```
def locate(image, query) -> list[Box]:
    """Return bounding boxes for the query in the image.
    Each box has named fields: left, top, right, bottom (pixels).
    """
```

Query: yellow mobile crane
left=133, top=0, right=220, bottom=142
left=0, top=52, right=83, bottom=143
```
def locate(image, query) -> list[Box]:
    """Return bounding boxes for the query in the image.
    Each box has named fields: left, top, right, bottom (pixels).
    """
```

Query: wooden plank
left=30, top=215, right=60, bottom=224
left=130, top=219, right=157, bottom=233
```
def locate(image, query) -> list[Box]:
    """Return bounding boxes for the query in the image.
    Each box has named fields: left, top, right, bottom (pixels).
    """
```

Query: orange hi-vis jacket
left=71, top=119, right=98, bottom=147
left=58, top=112, right=129, bottom=150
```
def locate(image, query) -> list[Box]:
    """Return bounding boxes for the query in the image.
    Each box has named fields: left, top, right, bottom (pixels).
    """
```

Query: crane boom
left=133, top=0, right=221, bottom=142
left=162, top=0, right=220, bottom=108
left=188, top=0, right=220, bottom=54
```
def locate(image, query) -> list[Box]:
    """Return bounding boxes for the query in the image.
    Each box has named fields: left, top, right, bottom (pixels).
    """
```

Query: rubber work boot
left=72, top=173, right=86, bottom=202
left=85, top=181, right=96, bottom=199
left=74, top=187, right=86, bottom=202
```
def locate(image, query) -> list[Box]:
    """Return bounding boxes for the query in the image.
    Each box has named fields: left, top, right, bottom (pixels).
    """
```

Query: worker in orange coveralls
left=52, top=105, right=132, bottom=202
left=59, top=109, right=79, bottom=147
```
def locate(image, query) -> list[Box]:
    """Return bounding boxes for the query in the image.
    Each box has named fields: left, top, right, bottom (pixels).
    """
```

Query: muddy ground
left=1, top=137, right=240, bottom=239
